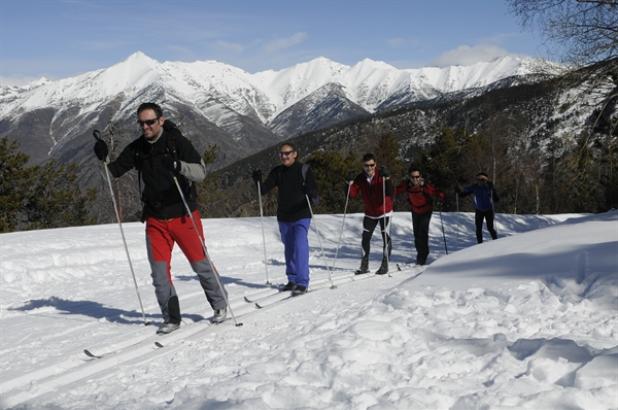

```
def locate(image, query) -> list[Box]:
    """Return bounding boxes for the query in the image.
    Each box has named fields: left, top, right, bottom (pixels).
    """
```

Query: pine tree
left=0, top=137, right=95, bottom=232
left=305, top=150, right=362, bottom=214
left=0, top=138, right=31, bottom=232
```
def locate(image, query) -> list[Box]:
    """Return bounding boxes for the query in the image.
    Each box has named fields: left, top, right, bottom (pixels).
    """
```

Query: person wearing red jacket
left=348, top=153, right=393, bottom=275
left=395, top=166, right=444, bottom=266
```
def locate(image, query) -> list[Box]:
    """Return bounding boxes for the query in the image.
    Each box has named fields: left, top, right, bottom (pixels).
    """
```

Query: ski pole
left=329, top=182, right=352, bottom=285
left=305, top=195, right=333, bottom=288
left=171, top=175, right=243, bottom=327
left=256, top=180, right=270, bottom=284
left=438, top=202, right=449, bottom=255
left=92, top=130, right=148, bottom=326
left=382, top=177, right=391, bottom=276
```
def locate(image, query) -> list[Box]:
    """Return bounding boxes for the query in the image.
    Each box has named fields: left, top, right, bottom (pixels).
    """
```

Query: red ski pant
left=145, top=210, right=226, bottom=323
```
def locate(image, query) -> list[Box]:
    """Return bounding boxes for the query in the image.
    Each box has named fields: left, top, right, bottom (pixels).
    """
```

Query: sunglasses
left=138, top=118, right=159, bottom=127
left=363, top=163, right=376, bottom=168
left=411, top=175, right=421, bottom=179
left=279, top=150, right=295, bottom=157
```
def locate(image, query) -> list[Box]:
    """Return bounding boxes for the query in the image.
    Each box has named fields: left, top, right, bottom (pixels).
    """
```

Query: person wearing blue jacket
left=457, top=172, right=499, bottom=243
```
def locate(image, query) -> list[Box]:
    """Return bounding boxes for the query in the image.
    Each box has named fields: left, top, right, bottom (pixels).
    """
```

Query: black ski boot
left=375, top=258, right=388, bottom=275
left=281, top=282, right=296, bottom=291
left=355, top=257, right=369, bottom=275
left=292, top=285, right=307, bottom=296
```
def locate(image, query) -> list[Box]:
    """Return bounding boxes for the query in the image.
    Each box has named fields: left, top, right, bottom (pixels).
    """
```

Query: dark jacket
left=261, top=162, right=317, bottom=222
left=395, top=180, right=444, bottom=214
left=107, top=127, right=201, bottom=220
left=349, top=170, right=393, bottom=218
left=460, top=182, right=499, bottom=211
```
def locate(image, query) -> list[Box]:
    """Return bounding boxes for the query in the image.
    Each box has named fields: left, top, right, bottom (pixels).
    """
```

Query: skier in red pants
left=93, top=102, right=228, bottom=334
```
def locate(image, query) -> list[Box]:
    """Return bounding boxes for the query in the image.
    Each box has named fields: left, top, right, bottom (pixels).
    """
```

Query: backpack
left=301, top=163, right=319, bottom=205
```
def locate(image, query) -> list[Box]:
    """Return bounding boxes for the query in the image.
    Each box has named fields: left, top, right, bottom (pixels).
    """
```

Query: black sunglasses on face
left=363, top=163, right=376, bottom=168
left=138, top=118, right=159, bottom=127
left=411, top=175, right=421, bottom=179
left=279, top=150, right=295, bottom=157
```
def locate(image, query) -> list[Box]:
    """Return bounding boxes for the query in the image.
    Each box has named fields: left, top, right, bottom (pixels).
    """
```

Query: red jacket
left=349, top=170, right=393, bottom=217
left=395, top=180, right=444, bottom=214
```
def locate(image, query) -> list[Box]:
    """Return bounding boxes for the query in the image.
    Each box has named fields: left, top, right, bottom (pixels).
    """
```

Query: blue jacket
left=461, top=182, right=499, bottom=211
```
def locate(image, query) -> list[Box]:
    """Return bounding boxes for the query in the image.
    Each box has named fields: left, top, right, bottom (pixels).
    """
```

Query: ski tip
left=154, top=341, right=164, bottom=348
left=255, top=303, right=263, bottom=309
left=83, top=349, right=100, bottom=359
left=243, top=296, right=251, bottom=303
left=235, top=322, right=244, bottom=327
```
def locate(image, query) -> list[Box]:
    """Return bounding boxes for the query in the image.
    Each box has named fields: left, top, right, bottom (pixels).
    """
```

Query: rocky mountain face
left=208, top=59, right=617, bottom=218
left=0, top=52, right=570, bottom=222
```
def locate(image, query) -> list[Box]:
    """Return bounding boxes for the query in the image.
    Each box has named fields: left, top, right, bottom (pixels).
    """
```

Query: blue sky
left=0, top=0, right=551, bottom=85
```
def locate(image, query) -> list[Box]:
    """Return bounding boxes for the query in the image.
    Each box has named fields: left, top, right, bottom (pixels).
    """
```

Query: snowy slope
left=0, top=211, right=616, bottom=409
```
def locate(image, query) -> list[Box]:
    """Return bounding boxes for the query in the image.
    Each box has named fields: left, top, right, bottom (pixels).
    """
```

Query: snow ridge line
left=0, top=265, right=424, bottom=408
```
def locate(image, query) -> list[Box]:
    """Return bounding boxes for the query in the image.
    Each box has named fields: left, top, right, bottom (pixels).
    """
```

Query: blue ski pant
left=278, top=218, right=311, bottom=287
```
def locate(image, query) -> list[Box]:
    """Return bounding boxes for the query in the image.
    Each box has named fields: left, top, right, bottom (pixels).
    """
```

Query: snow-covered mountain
left=0, top=52, right=558, bottom=165
left=1, top=52, right=553, bottom=122
left=268, top=82, right=370, bottom=137
left=0, top=52, right=565, bottom=224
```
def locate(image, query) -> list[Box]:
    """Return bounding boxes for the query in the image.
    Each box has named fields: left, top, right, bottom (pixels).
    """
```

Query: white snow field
left=0, top=211, right=616, bottom=409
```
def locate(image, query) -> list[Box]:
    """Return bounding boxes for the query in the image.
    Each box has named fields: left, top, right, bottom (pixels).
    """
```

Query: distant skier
left=395, top=166, right=445, bottom=266
left=252, top=142, right=318, bottom=296
left=93, top=102, right=228, bottom=334
left=347, top=153, right=393, bottom=275
left=456, top=172, right=499, bottom=243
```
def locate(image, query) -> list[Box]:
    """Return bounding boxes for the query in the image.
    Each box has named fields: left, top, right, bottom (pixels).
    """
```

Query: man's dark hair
left=408, top=164, right=421, bottom=174
left=137, top=102, right=163, bottom=118
left=279, top=141, right=296, bottom=151
left=362, top=153, right=375, bottom=162
left=279, top=141, right=297, bottom=152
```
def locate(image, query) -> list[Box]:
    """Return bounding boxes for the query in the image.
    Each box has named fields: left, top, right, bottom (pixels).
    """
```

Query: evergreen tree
left=374, top=134, right=405, bottom=180
left=0, top=138, right=31, bottom=232
left=197, top=144, right=222, bottom=215
left=0, top=137, right=95, bottom=233
left=420, top=128, right=466, bottom=210
left=305, top=150, right=362, bottom=214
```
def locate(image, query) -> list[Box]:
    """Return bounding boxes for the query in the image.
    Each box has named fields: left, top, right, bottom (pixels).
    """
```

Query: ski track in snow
left=0, top=211, right=616, bottom=409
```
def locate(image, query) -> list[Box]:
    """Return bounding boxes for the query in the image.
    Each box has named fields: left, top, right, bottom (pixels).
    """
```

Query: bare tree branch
left=507, top=0, right=618, bottom=65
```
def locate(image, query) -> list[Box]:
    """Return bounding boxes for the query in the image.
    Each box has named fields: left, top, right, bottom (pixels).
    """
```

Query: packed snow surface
left=0, top=211, right=616, bottom=409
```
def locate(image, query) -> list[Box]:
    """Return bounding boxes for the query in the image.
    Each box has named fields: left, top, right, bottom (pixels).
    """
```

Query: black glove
left=380, top=166, right=390, bottom=178
left=252, top=169, right=262, bottom=184
left=346, top=171, right=356, bottom=183
left=94, top=139, right=108, bottom=161
left=164, top=156, right=181, bottom=175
